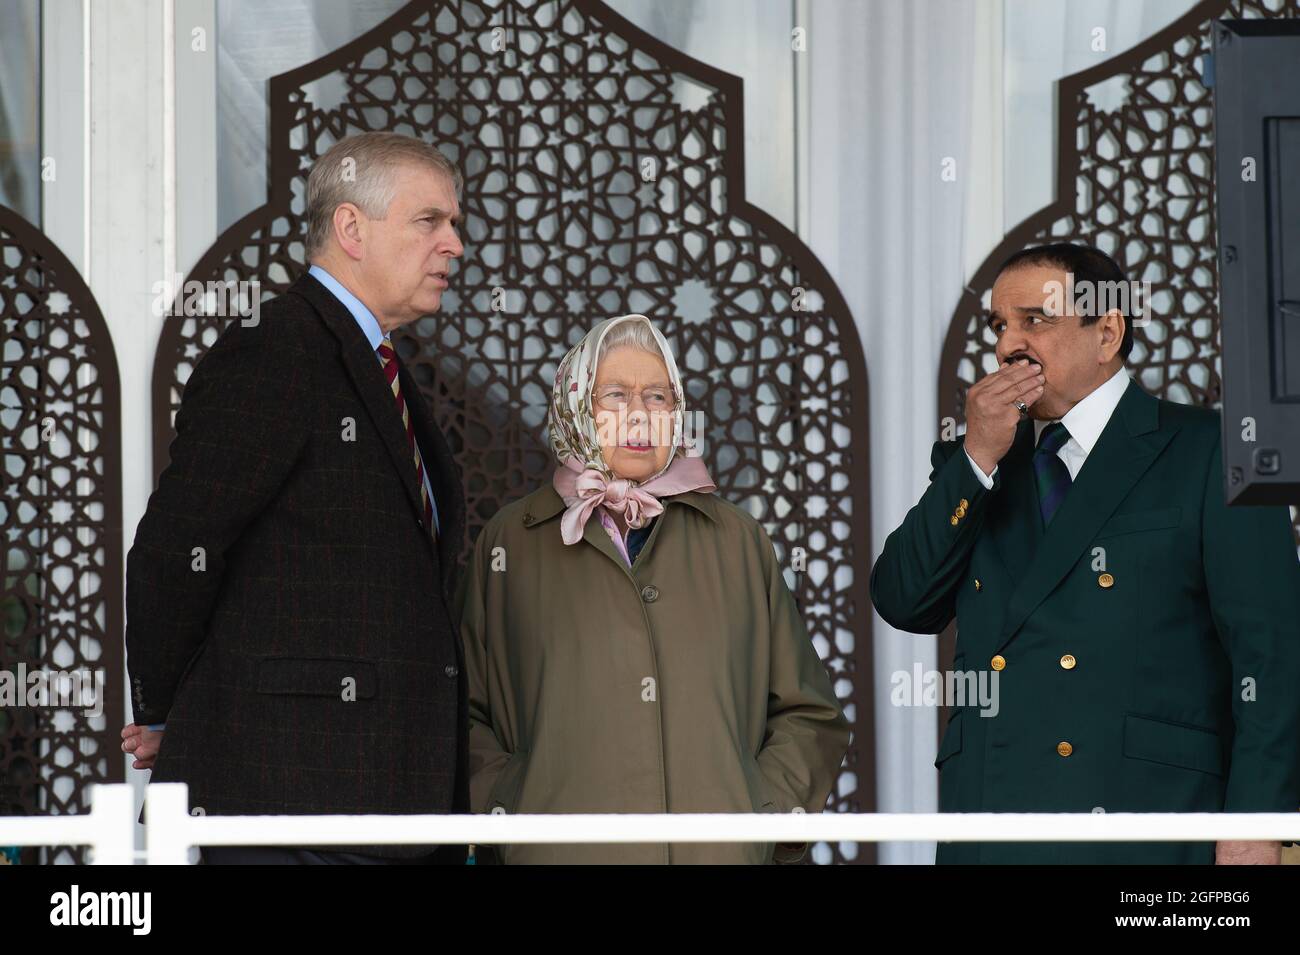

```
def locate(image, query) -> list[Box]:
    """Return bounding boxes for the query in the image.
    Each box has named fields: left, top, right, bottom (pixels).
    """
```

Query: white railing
left=1, top=783, right=1297, bottom=863
left=0, top=784, right=135, bottom=864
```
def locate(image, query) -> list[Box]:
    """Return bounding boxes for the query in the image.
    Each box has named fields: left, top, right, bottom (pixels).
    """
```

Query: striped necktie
left=376, top=337, right=436, bottom=541
left=1033, top=421, right=1072, bottom=526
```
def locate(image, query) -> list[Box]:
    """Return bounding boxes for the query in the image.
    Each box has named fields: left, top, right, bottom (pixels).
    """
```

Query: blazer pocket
left=255, top=657, right=378, bottom=699
left=1096, top=506, right=1181, bottom=539
left=934, top=710, right=964, bottom=769
left=1123, top=713, right=1224, bottom=777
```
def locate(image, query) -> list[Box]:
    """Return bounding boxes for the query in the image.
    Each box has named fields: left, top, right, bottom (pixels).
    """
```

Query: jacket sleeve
left=124, top=316, right=312, bottom=725
left=754, top=523, right=852, bottom=862
left=1199, top=437, right=1300, bottom=813
left=869, top=438, right=1000, bottom=634
left=459, top=527, right=513, bottom=814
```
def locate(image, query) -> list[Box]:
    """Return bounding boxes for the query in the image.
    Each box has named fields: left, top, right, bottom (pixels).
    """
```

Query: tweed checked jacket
left=126, top=271, right=467, bottom=858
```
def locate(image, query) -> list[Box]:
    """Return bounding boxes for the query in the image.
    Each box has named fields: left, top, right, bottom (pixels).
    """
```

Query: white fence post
left=145, top=783, right=194, bottom=865
left=86, top=783, right=135, bottom=865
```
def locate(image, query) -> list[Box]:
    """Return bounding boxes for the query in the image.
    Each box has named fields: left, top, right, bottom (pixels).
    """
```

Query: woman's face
left=592, top=346, right=675, bottom=482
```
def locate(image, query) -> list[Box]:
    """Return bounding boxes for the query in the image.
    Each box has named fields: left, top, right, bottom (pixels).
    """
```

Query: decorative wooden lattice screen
left=151, top=0, right=875, bottom=863
left=1, top=205, right=124, bottom=865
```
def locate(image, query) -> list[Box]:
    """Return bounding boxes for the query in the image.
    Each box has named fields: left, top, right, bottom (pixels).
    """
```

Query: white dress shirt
left=965, top=366, right=1131, bottom=488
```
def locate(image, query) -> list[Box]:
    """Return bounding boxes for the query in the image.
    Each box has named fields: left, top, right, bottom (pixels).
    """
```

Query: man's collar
left=308, top=263, right=385, bottom=351
left=1033, top=366, right=1131, bottom=452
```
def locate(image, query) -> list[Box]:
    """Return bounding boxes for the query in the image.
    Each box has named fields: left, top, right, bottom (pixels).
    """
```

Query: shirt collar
left=1033, top=366, right=1131, bottom=453
left=308, top=263, right=385, bottom=352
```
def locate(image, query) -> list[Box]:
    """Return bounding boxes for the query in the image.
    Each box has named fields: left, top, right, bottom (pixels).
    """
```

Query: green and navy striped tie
left=1033, top=421, right=1073, bottom=526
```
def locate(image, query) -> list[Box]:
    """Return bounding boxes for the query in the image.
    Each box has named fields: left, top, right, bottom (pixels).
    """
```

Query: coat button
left=641, top=585, right=660, bottom=603
left=523, top=512, right=533, bottom=526
left=444, top=665, right=458, bottom=678
left=974, top=578, right=982, bottom=591
left=990, top=654, right=1006, bottom=671
left=949, top=515, right=959, bottom=526
left=955, top=504, right=967, bottom=518
left=1059, top=654, right=1076, bottom=670
left=1098, top=572, right=1114, bottom=588
left=959, top=499, right=969, bottom=509
left=1057, top=741, right=1073, bottom=757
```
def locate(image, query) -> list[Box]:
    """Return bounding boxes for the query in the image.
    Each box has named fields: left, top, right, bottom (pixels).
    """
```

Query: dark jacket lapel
left=398, top=358, right=465, bottom=592
left=520, top=484, right=629, bottom=571
left=997, top=380, right=1179, bottom=648
left=289, top=272, right=428, bottom=534
left=986, top=418, right=1041, bottom=583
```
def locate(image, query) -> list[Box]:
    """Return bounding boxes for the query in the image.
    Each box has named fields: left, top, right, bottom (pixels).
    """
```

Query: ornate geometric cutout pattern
left=151, top=1, right=874, bottom=862
left=1, top=205, right=124, bottom=865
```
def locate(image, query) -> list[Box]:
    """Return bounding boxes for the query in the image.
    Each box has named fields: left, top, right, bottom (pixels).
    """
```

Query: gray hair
left=598, top=317, right=663, bottom=363
left=305, top=132, right=463, bottom=258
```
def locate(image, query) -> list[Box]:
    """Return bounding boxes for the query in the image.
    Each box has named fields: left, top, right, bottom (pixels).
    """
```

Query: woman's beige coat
left=458, top=483, right=850, bottom=864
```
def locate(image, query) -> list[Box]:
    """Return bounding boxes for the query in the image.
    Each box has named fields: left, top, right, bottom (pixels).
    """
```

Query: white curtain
left=803, top=0, right=995, bottom=865
left=215, top=0, right=406, bottom=230
left=0, top=0, right=41, bottom=222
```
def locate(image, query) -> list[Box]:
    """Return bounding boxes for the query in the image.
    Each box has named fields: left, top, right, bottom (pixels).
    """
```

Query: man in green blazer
left=871, top=243, right=1300, bottom=864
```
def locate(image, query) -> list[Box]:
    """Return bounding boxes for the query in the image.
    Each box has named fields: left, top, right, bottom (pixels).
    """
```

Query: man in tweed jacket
left=122, top=133, right=467, bottom=864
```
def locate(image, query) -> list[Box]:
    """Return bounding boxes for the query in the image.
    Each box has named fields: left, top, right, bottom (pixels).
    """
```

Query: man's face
left=987, top=263, right=1122, bottom=420
left=357, top=163, right=463, bottom=327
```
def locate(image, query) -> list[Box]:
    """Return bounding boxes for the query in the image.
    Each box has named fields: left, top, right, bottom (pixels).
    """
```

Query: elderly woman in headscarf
left=459, top=314, right=849, bottom=864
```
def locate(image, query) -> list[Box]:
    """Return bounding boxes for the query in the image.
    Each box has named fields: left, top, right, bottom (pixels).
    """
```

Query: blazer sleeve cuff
left=964, top=448, right=998, bottom=489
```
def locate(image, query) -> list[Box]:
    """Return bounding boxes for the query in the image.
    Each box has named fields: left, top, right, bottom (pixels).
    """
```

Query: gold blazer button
left=1057, top=741, right=1073, bottom=757
left=1098, top=572, right=1114, bottom=588
left=950, top=515, right=959, bottom=526
left=990, top=654, right=1006, bottom=671
left=974, top=578, right=982, bottom=591
left=959, top=499, right=969, bottom=509
left=1059, top=654, right=1076, bottom=670
left=955, top=504, right=967, bottom=518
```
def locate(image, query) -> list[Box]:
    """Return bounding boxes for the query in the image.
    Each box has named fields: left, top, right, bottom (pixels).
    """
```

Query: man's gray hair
left=305, top=132, right=463, bottom=258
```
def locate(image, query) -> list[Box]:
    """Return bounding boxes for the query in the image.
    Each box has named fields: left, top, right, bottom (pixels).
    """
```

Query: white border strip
left=162, top=0, right=176, bottom=289
left=2, top=785, right=1296, bottom=865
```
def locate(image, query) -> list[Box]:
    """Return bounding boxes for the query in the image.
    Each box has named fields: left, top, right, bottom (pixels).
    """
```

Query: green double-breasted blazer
left=871, top=379, right=1300, bottom=864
